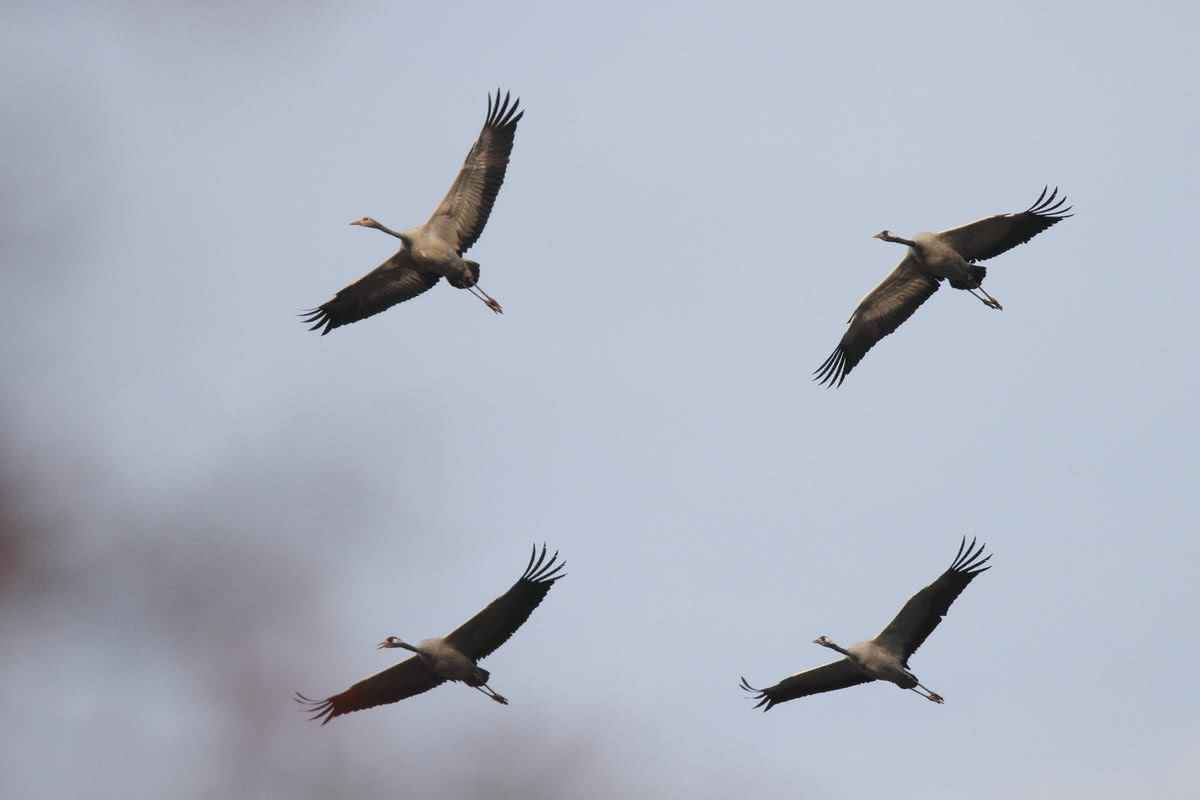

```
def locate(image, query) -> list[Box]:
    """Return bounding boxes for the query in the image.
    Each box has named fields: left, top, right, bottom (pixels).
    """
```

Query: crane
left=301, top=89, right=523, bottom=334
left=296, top=544, right=564, bottom=723
left=815, top=188, right=1071, bottom=386
left=740, top=537, right=990, bottom=709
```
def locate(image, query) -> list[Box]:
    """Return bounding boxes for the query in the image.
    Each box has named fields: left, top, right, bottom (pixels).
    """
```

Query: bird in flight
left=740, top=537, right=990, bottom=709
left=302, top=89, right=523, bottom=334
left=296, top=545, right=564, bottom=723
left=815, top=188, right=1071, bottom=386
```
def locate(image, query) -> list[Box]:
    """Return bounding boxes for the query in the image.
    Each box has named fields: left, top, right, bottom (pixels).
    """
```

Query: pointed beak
left=376, top=639, right=391, bottom=649
left=349, top=220, right=365, bottom=227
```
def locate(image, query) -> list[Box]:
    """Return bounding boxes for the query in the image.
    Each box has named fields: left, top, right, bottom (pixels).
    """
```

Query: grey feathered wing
left=935, top=186, right=1072, bottom=263
left=424, top=89, right=524, bottom=256
left=872, top=537, right=991, bottom=663
left=739, top=659, right=873, bottom=710
left=814, top=255, right=941, bottom=387
left=444, top=544, right=565, bottom=662
left=295, top=659, right=445, bottom=724
left=300, top=249, right=441, bottom=335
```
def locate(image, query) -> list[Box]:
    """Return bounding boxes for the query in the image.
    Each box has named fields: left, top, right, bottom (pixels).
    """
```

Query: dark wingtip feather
left=1025, top=186, right=1073, bottom=220
left=738, top=677, right=774, bottom=711
left=486, top=88, right=524, bottom=130
left=949, top=536, right=992, bottom=576
left=813, top=348, right=849, bottom=388
left=522, top=542, right=566, bottom=584
left=298, top=307, right=335, bottom=336
left=294, top=691, right=336, bottom=725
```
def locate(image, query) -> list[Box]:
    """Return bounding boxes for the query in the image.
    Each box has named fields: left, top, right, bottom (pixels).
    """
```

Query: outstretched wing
left=295, top=656, right=445, bottom=725
left=739, top=659, right=872, bottom=711
left=936, top=186, right=1072, bottom=263
left=301, top=249, right=441, bottom=335
left=814, top=255, right=941, bottom=387
left=444, top=544, right=565, bottom=662
left=873, top=537, right=992, bottom=662
left=424, top=89, right=523, bottom=255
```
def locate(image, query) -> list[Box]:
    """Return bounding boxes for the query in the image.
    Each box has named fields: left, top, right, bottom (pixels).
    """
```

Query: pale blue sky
left=3, top=1, right=1198, bottom=798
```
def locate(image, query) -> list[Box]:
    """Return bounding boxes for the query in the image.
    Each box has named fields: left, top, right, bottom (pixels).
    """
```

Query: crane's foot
left=927, top=692, right=944, bottom=704
left=969, top=288, right=1003, bottom=310
left=473, top=684, right=510, bottom=704
left=469, top=286, right=503, bottom=314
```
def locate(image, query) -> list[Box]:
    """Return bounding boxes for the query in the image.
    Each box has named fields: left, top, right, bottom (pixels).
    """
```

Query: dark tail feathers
left=949, top=264, right=986, bottom=291
left=448, top=260, right=481, bottom=289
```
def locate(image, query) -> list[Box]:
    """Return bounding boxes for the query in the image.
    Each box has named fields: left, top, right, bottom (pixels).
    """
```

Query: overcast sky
left=3, top=1, right=1198, bottom=798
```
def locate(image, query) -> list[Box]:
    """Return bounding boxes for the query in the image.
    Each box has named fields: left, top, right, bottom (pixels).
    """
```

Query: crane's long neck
left=818, top=638, right=852, bottom=658
left=379, top=637, right=423, bottom=655
left=882, top=233, right=917, bottom=247
left=375, top=223, right=412, bottom=246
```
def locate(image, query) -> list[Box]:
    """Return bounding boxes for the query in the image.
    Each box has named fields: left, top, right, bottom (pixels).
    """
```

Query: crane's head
left=350, top=216, right=382, bottom=229
left=377, top=636, right=406, bottom=649
left=872, top=230, right=895, bottom=241
left=813, top=635, right=835, bottom=648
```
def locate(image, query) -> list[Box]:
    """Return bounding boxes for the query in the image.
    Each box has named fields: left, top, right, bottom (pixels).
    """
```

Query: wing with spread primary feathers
left=424, top=89, right=523, bottom=255
left=301, top=249, right=441, bottom=335
left=814, top=255, right=941, bottom=387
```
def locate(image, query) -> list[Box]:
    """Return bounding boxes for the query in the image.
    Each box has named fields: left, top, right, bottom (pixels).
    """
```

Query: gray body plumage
left=906, top=231, right=986, bottom=286
left=406, top=637, right=493, bottom=688
left=841, top=639, right=924, bottom=691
